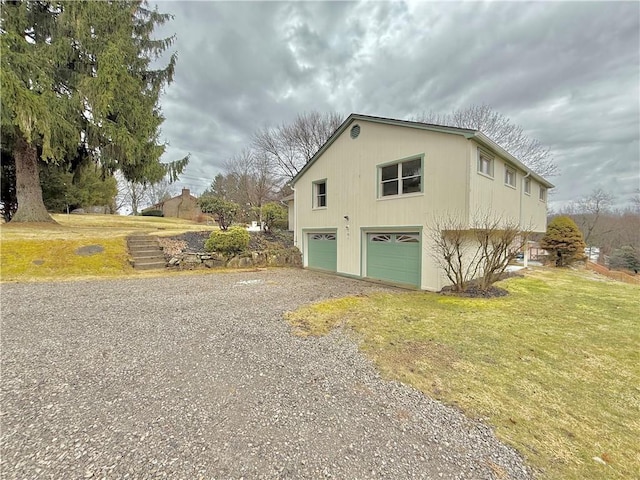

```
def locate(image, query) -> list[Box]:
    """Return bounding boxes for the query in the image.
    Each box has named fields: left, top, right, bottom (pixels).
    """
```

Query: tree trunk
left=10, top=136, right=55, bottom=223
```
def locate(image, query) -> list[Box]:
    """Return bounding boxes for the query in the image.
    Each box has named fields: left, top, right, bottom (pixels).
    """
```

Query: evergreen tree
left=198, top=196, right=239, bottom=231
left=40, top=160, right=118, bottom=213
left=609, top=246, right=640, bottom=272
left=0, top=147, right=18, bottom=222
left=541, top=216, right=587, bottom=267
left=1, top=1, right=187, bottom=222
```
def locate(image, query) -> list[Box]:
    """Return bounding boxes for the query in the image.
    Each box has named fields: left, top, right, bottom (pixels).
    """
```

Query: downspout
left=521, top=171, right=531, bottom=268
left=290, top=184, right=298, bottom=248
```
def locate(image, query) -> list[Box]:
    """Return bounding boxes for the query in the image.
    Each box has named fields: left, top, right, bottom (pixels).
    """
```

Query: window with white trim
left=505, top=166, right=516, bottom=188
left=368, top=232, right=420, bottom=243
left=379, top=157, right=422, bottom=197
left=370, top=234, right=391, bottom=242
left=478, top=150, right=494, bottom=177
left=396, top=234, right=420, bottom=243
left=313, top=180, right=326, bottom=208
left=524, top=177, right=531, bottom=195
left=311, top=233, right=335, bottom=241
left=539, top=186, right=547, bottom=202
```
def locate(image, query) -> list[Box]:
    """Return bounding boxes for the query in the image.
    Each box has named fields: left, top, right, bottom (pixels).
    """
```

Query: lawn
left=0, top=214, right=216, bottom=282
left=286, top=268, right=640, bottom=480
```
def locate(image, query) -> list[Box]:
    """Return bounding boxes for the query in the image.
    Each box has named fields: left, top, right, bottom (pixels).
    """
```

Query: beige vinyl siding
left=294, top=119, right=550, bottom=291
left=468, top=141, right=547, bottom=232
left=521, top=179, right=548, bottom=231
left=287, top=199, right=294, bottom=231
left=295, top=120, right=469, bottom=290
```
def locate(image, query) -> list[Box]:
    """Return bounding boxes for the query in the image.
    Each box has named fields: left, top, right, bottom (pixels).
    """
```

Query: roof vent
left=350, top=124, right=360, bottom=139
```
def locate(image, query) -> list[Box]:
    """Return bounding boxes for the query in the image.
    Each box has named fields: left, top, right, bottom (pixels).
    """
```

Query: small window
left=370, top=234, right=391, bottom=242
left=313, top=180, right=326, bottom=208
left=539, top=186, right=547, bottom=202
left=311, top=233, right=335, bottom=241
left=524, top=177, right=531, bottom=195
left=505, top=167, right=516, bottom=188
left=396, top=234, right=420, bottom=243
left=477, top=150, right=494, bottom=177
left=379, top=157, right=422, bottom=198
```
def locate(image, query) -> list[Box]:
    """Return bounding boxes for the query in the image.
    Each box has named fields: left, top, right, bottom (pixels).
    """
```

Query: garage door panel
left=367, top=233, right=420, bottom=287
left=308, top=233, right=337, bottom=272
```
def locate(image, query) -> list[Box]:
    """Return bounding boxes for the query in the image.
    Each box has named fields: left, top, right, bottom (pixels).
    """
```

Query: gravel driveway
left=1, top=269, right=532, bottom=479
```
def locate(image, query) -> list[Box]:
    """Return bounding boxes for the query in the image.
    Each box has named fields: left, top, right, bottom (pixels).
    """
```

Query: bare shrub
left=429, top=212, right=530, bottom=292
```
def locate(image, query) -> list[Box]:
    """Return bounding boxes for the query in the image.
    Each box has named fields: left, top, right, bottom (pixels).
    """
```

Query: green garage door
left=367, top=233, right=421, bottom=287
left=308, top=232, right=337, bottom=271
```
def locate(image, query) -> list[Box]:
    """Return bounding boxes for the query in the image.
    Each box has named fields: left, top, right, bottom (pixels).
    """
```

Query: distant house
left=289, top=113, right=554, bottom=291
left=145, top=188, right=202, bottom=221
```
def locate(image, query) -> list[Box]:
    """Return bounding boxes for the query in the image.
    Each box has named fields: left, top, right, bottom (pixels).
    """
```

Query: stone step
left=134, top=260, right=167, bottom=270
left=134, top=254, right=165, bottom=262
left=128, top=241, right=161, bottom=248
left=127, top=234, right=166, bottom=270
left=128, top=247, right=163, bottom=255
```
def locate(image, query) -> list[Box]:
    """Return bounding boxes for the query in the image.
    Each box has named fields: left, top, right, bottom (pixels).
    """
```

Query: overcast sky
left=152, top=1, right=639, bottom=211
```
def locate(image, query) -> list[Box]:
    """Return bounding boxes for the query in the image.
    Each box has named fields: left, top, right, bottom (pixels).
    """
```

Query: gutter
left=472, top=132, right=554, bottom=188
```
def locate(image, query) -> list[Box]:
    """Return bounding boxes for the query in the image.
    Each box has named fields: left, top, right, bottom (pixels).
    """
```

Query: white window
left=370, top=234, right=391, bottom=242
left=505, top=167, right=516, bottom=188
left=396, top=234, right=420, bottom=243
left=313, top=180, right=326, bottom=208
left=379, top=157, right=422, bottom=197
left=539, top=186, right=547, bottom=202
left=311, top=233, right=335, bottom=240
left=478, top=150, right=494, bottom=177
left=524, top=177, right=531, bottom=195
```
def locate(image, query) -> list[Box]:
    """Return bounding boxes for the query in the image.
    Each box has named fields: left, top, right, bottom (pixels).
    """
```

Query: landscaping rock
left=238, top=257, right=253, bottom=268
left=164, top=248, right=301, bottom=270
left=226, top=256, right=240, bottom=268
left=182, top=253, right=201, bottom=264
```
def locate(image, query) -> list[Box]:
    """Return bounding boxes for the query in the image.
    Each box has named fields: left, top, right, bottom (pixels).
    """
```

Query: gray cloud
left=153, top=1, right=639, bottom=208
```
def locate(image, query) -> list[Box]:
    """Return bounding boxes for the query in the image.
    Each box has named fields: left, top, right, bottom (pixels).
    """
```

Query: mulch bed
left=440, top=285, right=509, bottom=298
left=439, top=271, right=524, bottom=298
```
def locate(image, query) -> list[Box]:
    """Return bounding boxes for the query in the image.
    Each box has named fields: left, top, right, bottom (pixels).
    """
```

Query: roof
left=290, top=113, right=554, bottom=189
left=142, top=190, right=199, bottom=212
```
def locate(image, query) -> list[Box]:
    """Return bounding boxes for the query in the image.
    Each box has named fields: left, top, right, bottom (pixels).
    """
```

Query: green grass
left=286, top=268, right=640, bottom=479
left=0, top=214, right=217, bottom=281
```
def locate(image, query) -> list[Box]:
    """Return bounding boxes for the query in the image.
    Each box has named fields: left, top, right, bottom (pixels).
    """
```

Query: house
left=282, top=193, right=295, bottom=231
left=145, top=188, right=202, bottom=221
left=289, top=113, right=554, bottom=291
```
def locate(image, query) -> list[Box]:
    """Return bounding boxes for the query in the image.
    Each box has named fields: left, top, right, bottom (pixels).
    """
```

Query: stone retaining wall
left=167, top=248, right=302, bottom=270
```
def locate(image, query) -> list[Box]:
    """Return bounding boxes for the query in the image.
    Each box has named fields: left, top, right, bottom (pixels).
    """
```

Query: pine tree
left=541, top=216, right=587, bottom=267
left=1, top=1, right=187, bottom=222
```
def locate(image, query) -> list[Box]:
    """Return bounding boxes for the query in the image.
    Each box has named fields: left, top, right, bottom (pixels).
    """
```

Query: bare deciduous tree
left=556, top=189, right=639, bottom=262
left=571, top=187, right=615, bottom=246
left=631, top=188, right=640, bottom=213
left=414, top=105, right=558, bottom=177
left=115, top=173, right=176, bottom=215
left=252, top=111, right=343, bottom=181
left=203, top=148, right=280, bottom=224
left=146, top=178, right=176, bottom=207
left=428, top=212, right=530, bottom=292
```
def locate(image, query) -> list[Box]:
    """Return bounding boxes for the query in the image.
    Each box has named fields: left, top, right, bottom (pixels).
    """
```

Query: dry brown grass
left=0, top=214, right=217, bottom=281
left=286, top=268, right=640, bottom=480
left=586, top=261, right=640, bottom=285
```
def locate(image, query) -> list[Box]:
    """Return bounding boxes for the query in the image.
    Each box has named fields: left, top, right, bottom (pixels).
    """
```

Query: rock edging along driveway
left=1, top=269, right=532, bottom=479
